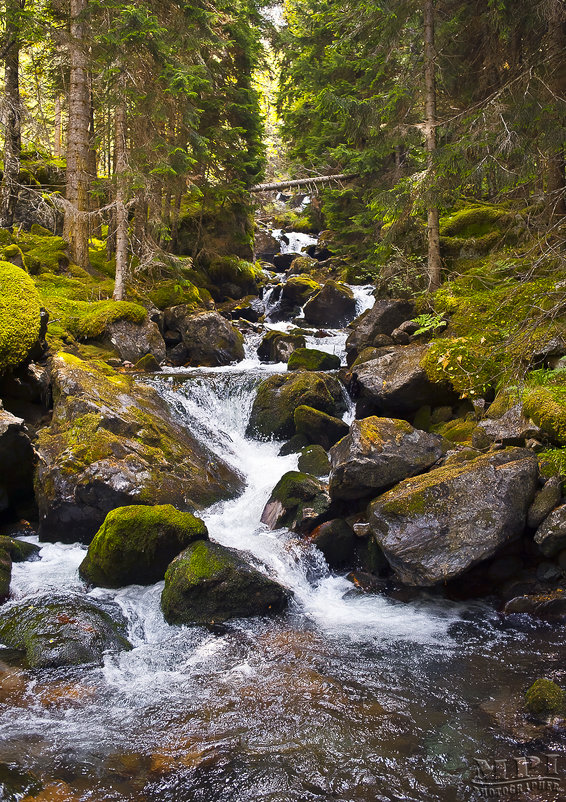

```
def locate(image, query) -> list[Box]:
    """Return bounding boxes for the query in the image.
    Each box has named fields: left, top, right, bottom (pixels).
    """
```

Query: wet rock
left=352, top=343, right=458, bottom=419
left=525, top=678, right=564, bottom=716
left=0, top=550, right=11, bottom=599
left=0, top=409, right=35, bottom=515
left=329, top=417, right=444, bottom=501
left=0, top=536, right=39, bottom=563
left=472, top=404, right=542, bottom=448
left=273, top=252, right=302, bottom=272
left=254, top=229, right=280, bottom=261
left=368, top=448, right=539, bottom=586
left=534, top=504, right=566, bottom=556
left=345, top=299, right=414, bottom=366
left=527, top=477, right=562, bottom=529
left=303, top=280, right=357, bottom=328
left=35, top=354, right=243, bottom=543
left=135, top=353, right=161, bottom=372
left=288, top=255, right=319, bottom=275
left=230, top=296, right=264, bottom=323
left=247, top=371, right=346, bottom=440
left=281, top=276, right=321, bottom=307
left=79, top=505, right=208, bottom=588
left=0, top=593, right=132, bottom=668
left=297, top=445, right=330, bottom=476
left=278, top=433, right=310, bottom=455
left=294, top=405, right=349, bottom=450
left=261, top=471, right=331, bottom=534
left=163, top=309, right=244, bottom=367
left=504, top=590, right=566, bottom=620
left=307, top=519, right=356, bottom=568
left=257, top=330, right=306, bottom=363
left=287, top=348, right=341, bottom=372
left=105, top=318, right=166, bottom=365
left=161, top=540, right=289, bottom=625
left=0, top=362, right=51, bottom=405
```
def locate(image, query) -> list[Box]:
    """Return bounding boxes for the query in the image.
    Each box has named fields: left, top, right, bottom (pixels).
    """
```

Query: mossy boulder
left=525, top=678, right=564, bottom=716
left=79, top=505, right=208, bottom=588
left=161, top=540, right=289, bottom=625
left=281, top=275, right=321, bottom=306
left=523, top=383, right=566, bottom=446
left=432, top=418, right=477, bottom=444
left=163, top=308, right=244, bottom=367
left=0, top=550, right=11, bottom=599
left=297, top=445, right=331, bottom=476
left=288, top=256, right=319, bottom=275
left=287, top=348, right=341, bottom=372
left=534, top=504, right=566, bottom=557
left=293, top=405, right=349, bottom=450
left=247, top=371, right=346, bottom=440
left=257, top=330, right=306, bottom=363
left=345, top=299, right=414, bottom=366
left=330, top=417, right=445, bottom=501
left=35, top=354, right=244, bottom=543
left=0, top=593, right=132, bottom=668
left=0, top=536, right=40, bottom=563
left=0, top=261, right=42, bottom=375
left=260, top=470, right=331, bottom=535
left=303, top=280, right=357, bottom=328
left=368, top=448, right=539, bottom=586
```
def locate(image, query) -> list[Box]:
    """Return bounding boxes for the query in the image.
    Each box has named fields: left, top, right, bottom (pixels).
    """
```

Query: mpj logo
left=471, top=754, right=561, bottom=797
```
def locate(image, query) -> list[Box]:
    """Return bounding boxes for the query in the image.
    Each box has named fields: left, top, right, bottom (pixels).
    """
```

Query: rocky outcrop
left=79, top=505, right=208, bottom=588
left=0, top=408, right=35, bottom=515
left=329, top=417, right=445, bottom=501
left=257, top=330, right=306, bottom=363
left=303, top=280, right=357, bottom=328
left=105, top=318, right=166, bottom=364
left=287, top=348, right=341, bottom=372
left=247, top=371, right=346, bottom=440
left=0, top=593, right=131, bottom=668
left=345, top=299, right=414, bottom=366
left=472, top=404, right=542, bottom=449
left=534, top=504, right=566, bottom=557
left=368, top=448, right=539, bottom=586
left=261, top=471, right=330, bottom=534
left=161, top=540, right=289, bottom=625
left=351, top=344, right=458, bottom=419
left=35, top=354, right=244, bottom=543
left=163, top=309, right=244, bottom=367
left=293, top=405, right=349, bottom=449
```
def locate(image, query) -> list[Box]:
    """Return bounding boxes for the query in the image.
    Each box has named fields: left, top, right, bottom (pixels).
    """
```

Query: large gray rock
left=261, top=471, right=331, bottom=535
left=257, top=330, right=306, bottom=363
left=473, top=404, right=542, bottom=448
left=294, top=405, right=349, bottom=450
left=163, top=308, right=244, bottom=367
left=35, top=353, right=244, bottom=543
left=161, top=540, right=289, bottom=625
left=527, top=477, right=562, bottom=529
left=0, top=409, right=35, bottom=513
left=303, top=280, right=357, bottom=328
left=105, top=319, right=166, bottom=364
left=329, top=416, right=445, bottom=501
left=351, top=343, right=458, bottom=419
left=534, top=504, right=566, bottom=557
left=0, top=593, right=131, bottom=668
left=345, top=299, right=414, bottom=366
left=247, top=371, right=346, bottom=440
left=368, top=448, right=539, bottom=586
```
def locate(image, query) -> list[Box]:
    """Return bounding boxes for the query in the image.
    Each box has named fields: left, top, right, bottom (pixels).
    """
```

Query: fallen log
left=250, top=173, right=357, bottom=193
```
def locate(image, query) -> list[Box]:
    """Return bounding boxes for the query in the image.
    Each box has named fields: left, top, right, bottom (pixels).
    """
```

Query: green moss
left=525, top=678, right=564, bottom=716
left=422, top=337, right=497, bottom=399
left=297, top=444, right=330, bottom=476
left=538, top=448, right=566, bottom=480
left=523, top=382, right=566, bottom=446
left=0, top=261, right=42, bottom=374
left=207, top=256, right=261, bottom=293
left=287, top=348, right=341, bottom=372
left=148, top=279, right=203, bottom=310
left=0, top=536, right=39, bottom=562
left=171, top=538, right=229, bottom=581
left=439, top=204, right=511, bottom=238
left=289, top=256, right=318, bottom=274
left=431, top=418, right=477, bottom=443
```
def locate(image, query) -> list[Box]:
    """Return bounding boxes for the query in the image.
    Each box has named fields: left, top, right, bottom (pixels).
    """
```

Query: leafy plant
left=412, top=312, right=446, bottom=336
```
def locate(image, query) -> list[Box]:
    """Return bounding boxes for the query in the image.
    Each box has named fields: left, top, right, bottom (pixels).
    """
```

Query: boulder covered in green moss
left=287, top=348, right=341, bottom=372
left=161, top=540, right=289, bottom=625
left=163, top=308, right=244, bottom=367
left=345, top=299, right=414, bottom=366
left=297, top=445, right=331, bottom=476
left=0, top=550, right=11, bottom=599
left=330, top=416, right=445, bottom=501
left=288, top=255, right=319, bottom=275
left=35, top=354, right=244, bottom=543
left=294, top=405, right=349, bottom=450
left=368, top=448, right=539, bottom=586
left=0, top=261, right=42, bottom=375
left=257, top=330, right=305, bottom=363
left=0, top=535, right=40, bottom=562
left=525, top=678, right=564, bottom=716
left=353, top=343, right=459, bottom=419
left=260, top=471, right=330, bottom=534
left=303, top=280, right=357, bottom=328
left=247, top=371, right=346, bottom=440
left=79, top=505, right=208, bottom=588
left=281, top=275, right=321, bottom=306
left=0, top=409, right=35, bottom=515
left=534, top=504, right=566, bottom=557
left=0, top=593, right=131, bottom=668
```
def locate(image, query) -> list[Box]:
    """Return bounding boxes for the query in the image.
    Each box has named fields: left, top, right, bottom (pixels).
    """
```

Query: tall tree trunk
left=545, top=0, right=566, bottom=217
left=113, top=99, right=128, bottom=301
left=63, top=0, right=91, bottom=268
left=54, top=95, right=62, bottom=158
left=0, top=0, right=24, bottom=229
left=423, top=0, right=441, bottom=292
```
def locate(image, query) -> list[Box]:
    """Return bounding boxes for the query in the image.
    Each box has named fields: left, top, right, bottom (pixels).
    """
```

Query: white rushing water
left=271, top=229, right=317, bottom=254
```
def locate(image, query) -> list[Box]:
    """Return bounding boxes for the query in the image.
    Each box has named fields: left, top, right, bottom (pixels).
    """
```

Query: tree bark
left=545, top=0, right=566, bottom=217
left=54, top=95, right=62, bottom=159
left=113, top=99, right=128, bottom=301
left=423, top=0, right=442, bottom=292
left=0, top=0, right=25, bottom=229
left=250, top=173, right=356, bottom=192
left=63, top=0, right=91, bottom=268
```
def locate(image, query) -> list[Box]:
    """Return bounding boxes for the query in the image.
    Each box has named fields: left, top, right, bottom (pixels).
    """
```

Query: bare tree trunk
left=423, top=0, right=442, bottom=292
left=54, top=95, right=62, bottom=158
left=63, top=0, right=91, bottom=268
left=113, top=99, right=128, bottom=301
left=0, top=0, right=25, bottom=229
left=545, top=0, right=566, bottom=217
